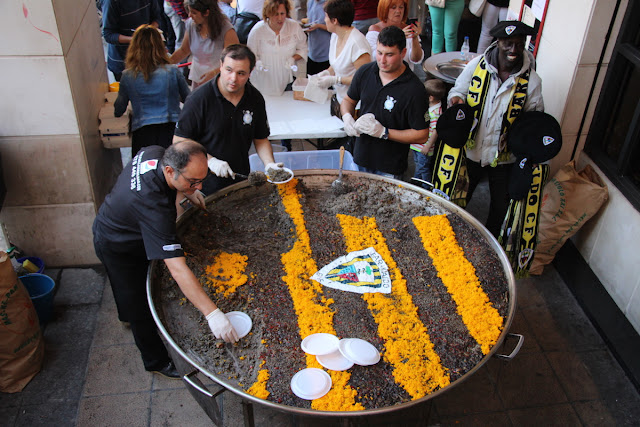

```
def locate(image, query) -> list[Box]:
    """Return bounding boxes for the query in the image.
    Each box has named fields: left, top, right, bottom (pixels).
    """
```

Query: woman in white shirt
left=170, top=0, right=239, bottom=89
left=310, top=0, right=371, bottom=103
left=365, top=0, right=423, bottom=72
left=247, top=0, right=308, bottom=96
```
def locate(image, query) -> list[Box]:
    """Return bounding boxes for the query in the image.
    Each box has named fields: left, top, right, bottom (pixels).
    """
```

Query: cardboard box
left=292, top=78, right=311, bottom=102
left=101, top=134, right=131, bottom=148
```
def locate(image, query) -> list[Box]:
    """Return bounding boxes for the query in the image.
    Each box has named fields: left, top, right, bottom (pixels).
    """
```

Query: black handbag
left=234, top=11, right=260, bottom=44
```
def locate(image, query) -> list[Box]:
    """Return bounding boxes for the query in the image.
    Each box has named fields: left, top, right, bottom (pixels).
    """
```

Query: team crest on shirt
left=384, top=96, right=396, bottom=112
left=243, top=110, right=253, bottom=125
left=139, top=159, right=158, bottom=174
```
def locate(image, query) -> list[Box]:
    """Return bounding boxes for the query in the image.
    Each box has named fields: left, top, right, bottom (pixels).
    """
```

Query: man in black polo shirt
left=340, top=26, right=430, bottom=179
left=93, top=141, right=238, bottom=379
left=174, top=44, right=282, bottom=195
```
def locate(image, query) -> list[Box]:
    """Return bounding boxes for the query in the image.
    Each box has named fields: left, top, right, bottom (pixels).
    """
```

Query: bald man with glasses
left=93, top=141, right=239, bottom=379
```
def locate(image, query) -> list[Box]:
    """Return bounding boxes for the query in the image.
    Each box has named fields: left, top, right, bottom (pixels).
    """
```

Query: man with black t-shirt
left=174, top=44, right=283, bottom=196
left=340, top=26, right=430, bottom=179
left=93, top=141, right=239, bottom=378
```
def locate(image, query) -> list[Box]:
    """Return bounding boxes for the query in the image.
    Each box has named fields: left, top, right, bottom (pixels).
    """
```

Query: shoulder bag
left=469, top=0, right=487, bottom=17
left=425, top=0, right=445, bottom=8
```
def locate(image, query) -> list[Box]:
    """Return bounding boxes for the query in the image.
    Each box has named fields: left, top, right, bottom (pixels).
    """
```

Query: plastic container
left=292, top=78, right=310, bottom=101
left=461, top=36, right=470, bottom=61
left=109, top=82, right=120, bottom=92
left=17, top=256, right=45, bottom=274
left=249, top=149, right=358, bottom=172
left=19, top=273, right=55, bottom=324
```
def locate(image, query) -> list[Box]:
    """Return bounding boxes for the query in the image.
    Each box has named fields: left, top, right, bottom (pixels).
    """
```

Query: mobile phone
left=407, top=18, right=418, bottom=26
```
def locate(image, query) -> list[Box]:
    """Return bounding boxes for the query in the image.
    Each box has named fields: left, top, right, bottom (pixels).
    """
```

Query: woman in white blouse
left=365, top=0, right=423, bottom=72
left=247, top=0, right=308, bottom=96
left=310, top=0, right=371, bottom=103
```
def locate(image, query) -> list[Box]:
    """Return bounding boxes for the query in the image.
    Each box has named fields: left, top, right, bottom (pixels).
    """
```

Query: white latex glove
left=286, top=56, right=296, bottom=71
left=342, top=113, right=360, bottom=137
left=208, top=157, right=234, bottom=178
left=315, top=69, right=331, bottom=78
left=316, top=75, right=340, bottom=89
left=206, top=309, right=239, bottom=343
left=255, top=60, right=267, bottom=72
left=265, top=162, right=285, bottom=173
left=355, top=113, right=386, bottom=139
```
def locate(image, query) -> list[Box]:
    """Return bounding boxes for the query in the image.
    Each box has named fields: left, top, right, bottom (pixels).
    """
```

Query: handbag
left=234, top=11, right=261, bottom=44
left=468, top=0, right=487, bottom=17
left=425, top=0, right=445, bottom=8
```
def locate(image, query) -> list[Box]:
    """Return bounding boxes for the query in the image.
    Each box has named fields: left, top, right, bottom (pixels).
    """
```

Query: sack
left=234, top=12, right=261, bottom=44
left=426, top=0, right=445, bottom=8
left=529, top=161, right=608, bottom=275
left=469, top=0, right=487, bottom=17
left=330, top=94, right=340, bottom=118
left=0, top=252, right=45, bottom=393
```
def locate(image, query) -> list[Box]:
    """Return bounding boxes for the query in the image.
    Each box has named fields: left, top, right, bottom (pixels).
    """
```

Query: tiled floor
left=2, top=150, right=640, bottom=426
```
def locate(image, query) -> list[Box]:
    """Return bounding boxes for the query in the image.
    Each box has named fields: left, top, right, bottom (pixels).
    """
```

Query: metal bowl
left=147, top=171, right=521, bottom=422
left=435, top=62, right=467, bottom=81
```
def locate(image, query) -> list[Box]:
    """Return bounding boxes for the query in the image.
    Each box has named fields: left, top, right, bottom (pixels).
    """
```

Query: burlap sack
left=529, top=161, right=608, bottom=275
left=0, top=252, right=45, bottom=393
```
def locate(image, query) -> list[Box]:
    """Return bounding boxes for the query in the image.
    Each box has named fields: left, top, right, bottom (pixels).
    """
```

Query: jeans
left=357, top=165, right=403, bottom=181
left=429, top=0, right=465, bottom=54
left=412, top=151, right=433, bottom=188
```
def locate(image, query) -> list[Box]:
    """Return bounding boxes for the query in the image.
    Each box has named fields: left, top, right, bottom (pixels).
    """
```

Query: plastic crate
left=249, top=149, right=358, bottom=172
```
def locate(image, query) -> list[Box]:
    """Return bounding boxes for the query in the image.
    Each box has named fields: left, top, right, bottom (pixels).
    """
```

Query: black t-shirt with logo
left=93, top=146, right=184, bottom=260
left=347, top=61, right=429, bottom=175
left=175, top=75, right=270, bottom=194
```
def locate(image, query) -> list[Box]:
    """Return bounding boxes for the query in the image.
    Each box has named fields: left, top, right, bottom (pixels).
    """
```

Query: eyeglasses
left=177, top=170, right=209, bottom=188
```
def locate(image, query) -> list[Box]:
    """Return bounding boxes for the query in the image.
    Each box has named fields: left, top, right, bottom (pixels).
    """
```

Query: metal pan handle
left=183, top=371, right=214, bottom=397
left=494, top=333, right=524, bottom=361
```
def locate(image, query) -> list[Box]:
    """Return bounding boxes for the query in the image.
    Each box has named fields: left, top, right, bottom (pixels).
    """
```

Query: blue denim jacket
left=115, top=65, right=190, bottom=131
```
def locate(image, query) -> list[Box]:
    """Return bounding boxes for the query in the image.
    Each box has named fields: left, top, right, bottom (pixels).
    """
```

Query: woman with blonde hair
left=247, top=0, right=308, bottom=96
left=115, top=25, right=190, bottom=156
left=170, top=0, right=239, bottom=89
left=365, top=0, right=423, bottom=72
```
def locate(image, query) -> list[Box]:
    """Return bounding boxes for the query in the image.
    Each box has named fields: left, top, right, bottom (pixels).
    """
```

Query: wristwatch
left=382, top=127, right=389, bottom=140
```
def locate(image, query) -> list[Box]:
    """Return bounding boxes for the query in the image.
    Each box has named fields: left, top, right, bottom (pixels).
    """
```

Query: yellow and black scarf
left=499, top=164, right=549, bottom=278
left=466, top=56, right=530, bottom=166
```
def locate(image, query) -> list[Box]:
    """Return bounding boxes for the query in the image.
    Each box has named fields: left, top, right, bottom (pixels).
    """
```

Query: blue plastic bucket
left=17, top=256, right=45, bottom=274
left=20, top=273, right=55, bottom=324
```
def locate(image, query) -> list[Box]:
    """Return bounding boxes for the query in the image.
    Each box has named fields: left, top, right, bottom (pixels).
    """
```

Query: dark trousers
left=307, top=59, right=330, bottom=76
left=93, top=236, right=171, bottom=371
left=131, top=122, right=176, bottom=158
left=465, top=159, right=511, bottom=238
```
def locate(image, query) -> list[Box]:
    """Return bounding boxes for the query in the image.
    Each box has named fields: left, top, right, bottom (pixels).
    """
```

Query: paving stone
left=508, top=403, right=582, bottom=426
left=546, top=351, right=600, bottom=401
left=82, top=344, right=152, bottom=397
left=504, top=309, right=540, bottom=355
left=76, top=393, right=150, bottom=426
left=92, top=289, right=135, bottom=347
left=43, top=304, right=99, bottom=351
left=572, top=400, right=617, bottom=427
left=433, top=368, right=504, bottom=417
left=489, top=352, right=568, bottom=409
left=55, top=268, right=105, bottom=306
left=150, top=388, right=212, bottom=426
left=13, top=402, right=77, bottom=427
left=18, top=348, right=89, bottom=406
left=440, top=411, right=511, bottom=427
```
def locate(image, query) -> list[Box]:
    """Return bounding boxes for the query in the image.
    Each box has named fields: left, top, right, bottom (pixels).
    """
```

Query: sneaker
left=149, top=361, right=180, bottom=379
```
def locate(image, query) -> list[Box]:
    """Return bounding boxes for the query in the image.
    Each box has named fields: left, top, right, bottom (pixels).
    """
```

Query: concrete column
left=0, top=0, right=121, bottom=266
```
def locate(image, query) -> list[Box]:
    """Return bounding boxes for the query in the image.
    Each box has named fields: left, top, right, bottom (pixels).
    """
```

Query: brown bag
left=529, top=161, right=608, bottom=275
left=0, top=252, right=45, bottom=393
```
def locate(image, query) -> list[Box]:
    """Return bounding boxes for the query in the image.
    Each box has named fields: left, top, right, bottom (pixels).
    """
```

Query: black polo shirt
left=93, top=146, right=184, bottom=260
left=175, top=75, right=270, bottom=194
left=347, top=61, right=429, bottom=175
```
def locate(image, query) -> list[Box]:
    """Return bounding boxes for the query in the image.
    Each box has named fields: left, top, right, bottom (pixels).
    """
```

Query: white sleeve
left=447, top=56, right=480, bottom=104
left=350, top=33, right=372, bottom=63
left=294, top=23, right=308, bottom=61
left=365, top=31, right=378, bottom=56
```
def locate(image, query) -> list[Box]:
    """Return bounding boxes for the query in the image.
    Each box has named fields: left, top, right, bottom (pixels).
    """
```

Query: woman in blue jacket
left=115, top=25, right=191, bottom=157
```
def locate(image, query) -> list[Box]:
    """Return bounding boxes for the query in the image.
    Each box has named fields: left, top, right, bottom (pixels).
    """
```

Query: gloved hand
left=265, top=162, right=285, bottom=173
left=255, top=60, right=267, bottom=72
left=342, top=113, right=360, bottom=137
left=316, top=75, right=340, bottom=89
left=206, top=309, right=239, bottom=343
left=315, top=69, right=331, bottom=78
left=208, top=157, right=234, bottom=178
left=355, top=113, right=386, bottom=139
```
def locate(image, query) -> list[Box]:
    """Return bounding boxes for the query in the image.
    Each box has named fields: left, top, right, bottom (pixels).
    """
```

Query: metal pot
left=147, top=171, right=522, bottom=425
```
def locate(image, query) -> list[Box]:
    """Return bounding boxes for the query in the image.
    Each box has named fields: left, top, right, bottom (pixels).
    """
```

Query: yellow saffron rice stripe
left=275, top=179, right=362, bottom=411
left=412, top=215, right=503, bottom=354
left=247, top=361, right=270, bottom=399
left=337, top=214, right=450, bottom=399
left=204, top=252, right=249, bottom=297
